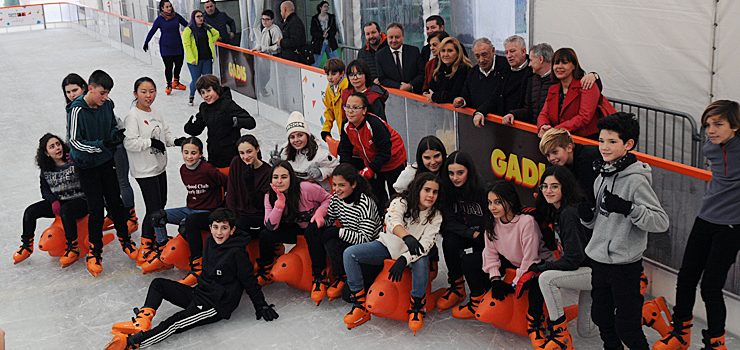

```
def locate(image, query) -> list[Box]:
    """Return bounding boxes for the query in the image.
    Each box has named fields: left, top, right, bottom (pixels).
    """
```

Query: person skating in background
left=67, top=70, right=138, bottom=276
left=143, top=0, right=189, bottom=95
left=310, top=1, right=339, bottom=67
left=182, top=10, right=219, bottom=106
left=579, top=112, right=669, bottom=350
left=104, top=208, right=278, bottom=350
left=654, top=100, right=740, bottom=350
left=123, top=77, right=178, bottom=274
left=183, top=74, right=255, bottom=169
left=13, top=134, right=87, bottom=267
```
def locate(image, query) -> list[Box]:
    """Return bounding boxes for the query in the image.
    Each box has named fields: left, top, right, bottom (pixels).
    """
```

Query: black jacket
left=458, top=55, right=509, bottom=110
left=428, top=64, right=470, bottom=104
left=310, top=13, right=338, bottom=53
left=441, top=187, right=487, bottom=240
left=278, top=12, right=306, bottom=63
left=184, top=87, right=255, bottom=168
left=568, top=144, right=600, bottom=204
left=535, top=206, right=591, bottom=271
left=204, top=8, right=236, bottom=45
left=194, top=230, right=268, bottom=319
left=375, top=44, right=425, bottom=93
left=475, top=58, right=533, bottom=117
left=509, top=72, right=556, bottom=124
left=357, top=39, right=388, bottom=79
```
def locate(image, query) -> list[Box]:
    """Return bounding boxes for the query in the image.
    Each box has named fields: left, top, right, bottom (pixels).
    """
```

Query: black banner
left=217, top=46, right=256, bottom=99
left=457, top=115, right=549, bottom=206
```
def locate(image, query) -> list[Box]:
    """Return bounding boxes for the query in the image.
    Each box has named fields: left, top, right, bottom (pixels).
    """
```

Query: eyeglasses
left=348, top=72, right=365, bottom=78
left=343, top=105, right=365, bottom=111
left=539, top=183, right=561, bottom=191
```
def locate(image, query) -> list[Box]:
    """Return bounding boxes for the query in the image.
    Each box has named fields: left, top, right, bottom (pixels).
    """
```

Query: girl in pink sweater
left=256, top=160, right=331, bottom=284
left=462, top=181, right=551, bottom=305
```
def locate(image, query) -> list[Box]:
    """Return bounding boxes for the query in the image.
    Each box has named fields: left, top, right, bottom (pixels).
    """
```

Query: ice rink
left=0, top=28, right=727, bottom=349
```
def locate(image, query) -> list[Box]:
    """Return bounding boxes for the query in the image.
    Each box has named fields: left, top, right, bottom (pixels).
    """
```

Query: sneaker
left=188, top=96, right=194, bottom=106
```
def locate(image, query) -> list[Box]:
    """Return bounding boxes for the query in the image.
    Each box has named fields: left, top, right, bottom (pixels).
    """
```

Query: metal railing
left=609, top=98, right=703, bottom=168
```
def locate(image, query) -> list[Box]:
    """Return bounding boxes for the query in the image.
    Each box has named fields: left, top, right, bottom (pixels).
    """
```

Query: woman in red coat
left=537, top=48, right=601, bottom=139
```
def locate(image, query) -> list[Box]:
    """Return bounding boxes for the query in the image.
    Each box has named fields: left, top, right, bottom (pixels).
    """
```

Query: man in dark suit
left=278, top=0, right=306, bottom=64
left=420, top=15, right=444, bottom=62
left=375, top=23, right=425, bottom=93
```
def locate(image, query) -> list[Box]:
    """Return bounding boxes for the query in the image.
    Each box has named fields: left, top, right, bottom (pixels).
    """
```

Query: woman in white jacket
left=123, top=77, right=176, bottom=272
left=273, top=111, right=338, bottom=190
left=342, top=172, right=443, bottom=334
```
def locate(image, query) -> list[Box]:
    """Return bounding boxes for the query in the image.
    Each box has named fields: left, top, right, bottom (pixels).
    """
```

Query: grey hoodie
left=582, top=160, right=669, bottom=264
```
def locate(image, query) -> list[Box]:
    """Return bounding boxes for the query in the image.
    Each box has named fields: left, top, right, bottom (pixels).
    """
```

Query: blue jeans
left=313, top=41, right=338, bottom=67
left=153, top=207, right=209, bottom=243
left=343, top=240, right=429, bottom=298
left=187, top=59, right=213, bottom=97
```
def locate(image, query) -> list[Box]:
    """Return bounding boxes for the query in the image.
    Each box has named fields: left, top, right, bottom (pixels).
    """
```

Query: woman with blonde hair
left=424, top=36, right=472, bottom=104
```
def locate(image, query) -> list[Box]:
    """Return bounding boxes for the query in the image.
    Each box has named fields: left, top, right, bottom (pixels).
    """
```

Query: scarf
left=161, top=11, right=175, bottom=21
left=593, top=152, right=637, bottom=176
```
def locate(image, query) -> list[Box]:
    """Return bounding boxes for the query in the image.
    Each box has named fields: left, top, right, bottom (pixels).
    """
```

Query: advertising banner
left=300, top=68, right=329, bottom=134
left=0, top=5, right=44, bottom=27
left=119, top=19, right=134, bottom=47
left=457, top=115, right=548, bottom=206
left=218, top=46, right=256, bottom=99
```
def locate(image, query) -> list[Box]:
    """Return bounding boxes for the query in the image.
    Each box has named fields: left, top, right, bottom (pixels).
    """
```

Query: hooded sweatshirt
left=698, top=137, right=740, bottom=225
left=583, top=158, right=670, bottom=264
left=194, top=230, right=268, bottom=319
left=184, top=87, right=255, bottom=168
left=66, top=95, right=120, bottom=169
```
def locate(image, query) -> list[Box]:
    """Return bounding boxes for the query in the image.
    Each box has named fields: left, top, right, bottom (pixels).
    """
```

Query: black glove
left=255, top=304, right=279, bottom=321
left=173, top=137, right=187, bottom=147
left=388, top=256, right=407, bottom=282
left=104, top=129, right=126, bottom=148
left=150, top=138, right=166, bottom=153
left=233, top=116, right=255, bottom=129
left=143, top=42, right=149, bottom=52
left=528, top=262, right=545, bottom=273
left=150, top=209, right=168, bottom=227
left=321, top=131, right=331, bottom=142
left=402, top=235, right=424, bottom=256
left=489, top=278, right=514, bottom=301
left=516, top=273, right=537, bottom=299
left=603, top=189, right=632, bottom=217
left=578, top=201, right=595, bottom=222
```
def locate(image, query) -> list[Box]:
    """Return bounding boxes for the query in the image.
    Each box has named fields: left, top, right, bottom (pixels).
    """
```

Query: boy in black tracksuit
left=183, top=75, right=255, bottom=169
left=105, top=208, right=278, bottom=349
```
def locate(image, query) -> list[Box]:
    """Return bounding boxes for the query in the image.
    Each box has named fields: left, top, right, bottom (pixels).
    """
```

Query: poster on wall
left=457, top=114, right=547, bottom=206
left=120, top=20, right=134, bottom=47
left=0, top=5, right=44, bottom=27
left=217, top=46, right=257, bottom=99
left=300, top=68, right=329, bottom=134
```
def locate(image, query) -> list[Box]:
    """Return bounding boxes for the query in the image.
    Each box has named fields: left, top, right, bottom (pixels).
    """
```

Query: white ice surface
left=0, top=28, right=731, bottom=349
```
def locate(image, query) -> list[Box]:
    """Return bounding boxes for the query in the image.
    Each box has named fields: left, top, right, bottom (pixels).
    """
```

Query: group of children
left=11, top=59, right=739, bottom=350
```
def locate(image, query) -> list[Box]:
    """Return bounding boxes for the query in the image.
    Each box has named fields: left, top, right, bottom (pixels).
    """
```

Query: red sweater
left=179, top=160, right=228, bottom=210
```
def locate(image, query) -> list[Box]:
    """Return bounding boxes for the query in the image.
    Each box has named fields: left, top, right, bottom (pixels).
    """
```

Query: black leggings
left=370, top=165, right=404, bottom=211
left=257, top=222, right=309, bottom=267
left=134, top=278, right=221, bottom=348
left=136, top=172, right=168, bottom=240
left=591, top=260, right=647, bottom=350
left=162, top=55, right=184, bottom=86
left=442, top=231, right=485, bottom=283
left=673, top=217, right=740, bottom=335
left=78, top=160, right=130, bottom=253
left=307, top=226, right=352, bottom=278
left=22, top=198, right=87, bottom=243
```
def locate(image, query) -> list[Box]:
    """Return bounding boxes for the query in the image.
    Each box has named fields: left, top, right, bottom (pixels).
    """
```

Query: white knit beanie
left=285, top=111, right=309, bottom=137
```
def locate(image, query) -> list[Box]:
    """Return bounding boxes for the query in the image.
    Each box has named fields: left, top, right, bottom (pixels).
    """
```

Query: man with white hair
left=278, top=1, right=307, bottom=63
left=453, top=37, right=508, bottom=110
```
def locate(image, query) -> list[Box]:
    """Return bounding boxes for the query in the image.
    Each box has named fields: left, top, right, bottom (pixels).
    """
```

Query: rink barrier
left=3, top=2, right=739, bottom=297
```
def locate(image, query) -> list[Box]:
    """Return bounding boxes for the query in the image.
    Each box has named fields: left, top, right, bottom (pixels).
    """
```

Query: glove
left=306, top=163, right=322, bottom=180
left=150, top=138, right=166, bottom=153
left=321, top=131, right=331, bottom=142
left=255, top=304, right=279, bottom=321
left=528, top=262, right=545, bottom=273
left=150, top=209, right=168, bottom=227
left=359, top=167, right=375, bottom=180
left=51, top=200, right=61, bottom=216
left=310, top=212, right=325, bottom=228
left=269, top=145, right=282, bottom=167
left=515, top=271, right=537, bottom=298
left=489, top=278, right=514, bottom=301
left=578, top=201, right=595, bottom=222
left=232, top=116, right=254, bottom=129
left=388, top=256, right=407, bottom=282
left=143, top=42, right=149, bottom=52
left=272, top=184, right=286, bottom=209
left=402, top=235, right=424, bottom=256
left=173, top=137, right=187, bottom=147
left=104, top=129, right=126, bottom=148
left=603, top=189, right=632, bottom=216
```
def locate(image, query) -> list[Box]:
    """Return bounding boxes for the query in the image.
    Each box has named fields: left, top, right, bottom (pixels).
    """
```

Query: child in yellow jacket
left=321, top=58, right=349, bottom=144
